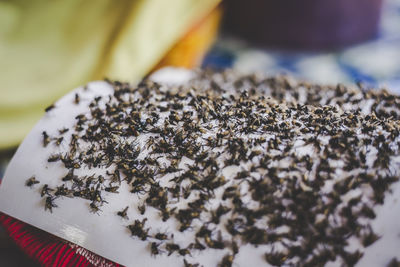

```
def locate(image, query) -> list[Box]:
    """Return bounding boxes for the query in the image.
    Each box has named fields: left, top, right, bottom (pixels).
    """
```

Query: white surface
left=0, top=68, right=399, bottom=267
left=149, top=67, right=195, bottom=85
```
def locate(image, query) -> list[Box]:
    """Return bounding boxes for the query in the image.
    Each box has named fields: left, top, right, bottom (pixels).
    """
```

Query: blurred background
left=208, top=0, right=400, bottom=91
left=0, top=0, right=400, bottom=265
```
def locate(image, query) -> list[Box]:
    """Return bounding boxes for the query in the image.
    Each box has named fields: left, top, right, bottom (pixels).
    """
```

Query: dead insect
left=54, top=184, right=71, bottom=197
left=387, top=258, right=400, bottom=267
left=161, top=207, right=176, bottom=222
left=41, top=184, right=53, bottom=197
left=89, top=202, right=101, bottom=213
left=222, top=186, right=239, bottom=201
left=359, top=204, right=376, bottom=219
left=234, top=170, right=250, bottom=180
left=25, top=176, right=40, bottom=187
left=210, top=205, right=230, bottom=224
left=48, top=154, right=61, bottom=162
left=204, top=235, right=224, bottom=249
left=242, top=227, right=268, bottom=245
left=361, top=227, right=380, bottom=247
left=219, top=254, right=234, bottom=267
left=184, top=259, right=199, bottom=267
left=178, top=248, right=191, bottom=256
left=74, top=93, right=80, bottom=104
left=58, top=128, right=69, bottom=135
left=341, top=250, right=363, bottom=266
left=42, top=131, right=51, bottom=147
left=154, top=233, right=168, bottom=240
left=109, top=170, right=121, bottom=184
left=44, top=196, right=57, bottom=212
left=72, top=176, right=84, bottom=188
left=128, top=219, right=149, bottom=241
left=61, top=170, right=75, bottom=182
left=45, top=104, right=55, bottom=112
left=117, top=206, right=129, bottom=219
left=97, top=175, right=105, bottom=184
left=264, top=251, right=288, bottom=266
left=105, top=185, right=119, bottom=193
left=196, top=225, right=212, bottom=238
left=150, top=242, right=161, bottom=256
left=183, top=186, right=191, bottom=199
left=55, top=137, right=64, bottom=146
left=231, top=241, right=239, bottom=255
left=165, top=243, right=180, bottom=256
left=190, top=239, right=206, bottom=251
left=138, top=203, right=146, bottom=215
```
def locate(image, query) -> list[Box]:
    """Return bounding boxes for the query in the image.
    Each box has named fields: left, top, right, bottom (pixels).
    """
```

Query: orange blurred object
left=153, top=5, right=222, bottom=71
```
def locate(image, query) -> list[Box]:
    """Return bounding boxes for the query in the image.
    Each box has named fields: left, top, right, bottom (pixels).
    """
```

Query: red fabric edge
left=0, top=213, right=122, bottom=267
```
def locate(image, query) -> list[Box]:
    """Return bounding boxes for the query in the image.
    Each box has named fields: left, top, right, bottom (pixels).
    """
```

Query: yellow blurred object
left=0, top=0, right=221, bottom=149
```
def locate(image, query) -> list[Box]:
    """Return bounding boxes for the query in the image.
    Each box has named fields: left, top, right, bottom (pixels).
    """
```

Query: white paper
left=0, top=68, right=399, bottom=267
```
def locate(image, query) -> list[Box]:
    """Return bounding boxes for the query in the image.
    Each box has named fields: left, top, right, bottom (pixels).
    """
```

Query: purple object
left=224, top=0, right=384, bottom=50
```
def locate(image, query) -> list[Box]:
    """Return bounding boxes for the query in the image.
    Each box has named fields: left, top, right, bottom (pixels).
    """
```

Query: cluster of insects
left=27, top=70, right=400, bottom=266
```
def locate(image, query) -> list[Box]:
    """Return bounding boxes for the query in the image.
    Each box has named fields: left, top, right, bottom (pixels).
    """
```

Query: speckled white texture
left=0, top=68, right=399, bottom=267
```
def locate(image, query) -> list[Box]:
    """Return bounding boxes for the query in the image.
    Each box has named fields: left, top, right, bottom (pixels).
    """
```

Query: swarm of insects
left=29, top=69, right=400, bottom=266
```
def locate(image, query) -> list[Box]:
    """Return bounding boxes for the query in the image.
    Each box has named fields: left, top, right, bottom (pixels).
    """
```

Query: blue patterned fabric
left=203, top=0, right=400, bottom=94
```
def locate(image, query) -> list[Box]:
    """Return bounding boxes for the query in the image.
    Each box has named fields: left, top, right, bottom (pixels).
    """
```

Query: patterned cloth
left=203, top=0, right=400, bottom=94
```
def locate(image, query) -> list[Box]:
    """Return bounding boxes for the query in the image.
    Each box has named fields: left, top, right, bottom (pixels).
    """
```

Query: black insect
left=242, top=227, right=268, bottom=245
left=183, top=259, right=199, bottom=267
left=190, top=239, right=206, bottom=251
left=45, top=104, right=55, bottom=112
left=54, top=184, right=71, bottom=197
left=42, top=131, right=51, bottom=147
left=204, top=235, right=224, bottom=250
left=55, top=137, right=64, bottom=146
left=48, top=154, right=61, bottom=162
left=25, top=176, right=40, bottom=187
left=264, top=251, right=288, bottom=266
left=105, top=185, right=119, bottom=193
left=59, top=128, right=69, bottom=135
left=74, top=93, right=80, bottom=104
left=179, top=221, right=193, bottom=232
left=44, top=196, right=57, bottom=212
left=41, top=184, right=53, bottom=197
left=138, top=203, right=146, bottom=215
left=61, top=170, right=75, bottom=182
left=231, top=241, right=239, bottom=255
left=361, top=227, right=380, bottom=247
left=219, top=254, right=234, bottom=267
left=359, top=205, right=376, bottom=219
left=178, top=248, right=191, bottom=256
left=154, top=232, right=168, bottom=240
left=150, top=242, right=161, bottom=256
left=165, top=243, right=180, bottom=256
left=117, top=206, right=129, bottom=220
left=387, top=258, right=400, bottom=267
left=340, top=250, right=363, bottom=266
left=128, top=219, right=149, bottom=241
left=109, top=170, right=121, bottom=184
left=89, top=202, right=102, bottom=214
